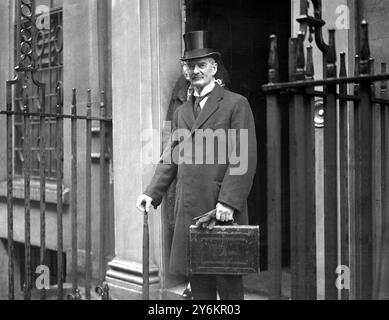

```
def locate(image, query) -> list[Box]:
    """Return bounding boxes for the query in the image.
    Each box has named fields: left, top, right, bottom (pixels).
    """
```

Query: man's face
left=187, top=58, right=218, bottom=90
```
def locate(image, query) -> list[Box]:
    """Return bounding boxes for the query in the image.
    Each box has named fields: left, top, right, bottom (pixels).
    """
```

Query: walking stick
left=143, top=208, right=149, bottom=300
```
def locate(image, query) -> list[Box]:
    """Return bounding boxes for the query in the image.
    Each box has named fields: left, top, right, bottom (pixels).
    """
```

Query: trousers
left=189, top=274, right=244, bottom=300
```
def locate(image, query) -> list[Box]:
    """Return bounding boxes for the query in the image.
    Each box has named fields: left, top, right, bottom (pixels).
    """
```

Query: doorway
left=185, top=0, right=291, bottom=266
left=183, top=0, right=292, bottom=289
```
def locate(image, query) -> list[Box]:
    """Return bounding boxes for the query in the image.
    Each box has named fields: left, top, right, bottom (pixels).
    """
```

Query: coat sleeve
left=218, top=96, right=257, bottom=214
left=144, top=109, right=179, bottom=208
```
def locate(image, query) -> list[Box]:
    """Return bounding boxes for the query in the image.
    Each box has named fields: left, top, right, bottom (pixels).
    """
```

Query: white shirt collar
left=194, top=80, right=216, bottom=97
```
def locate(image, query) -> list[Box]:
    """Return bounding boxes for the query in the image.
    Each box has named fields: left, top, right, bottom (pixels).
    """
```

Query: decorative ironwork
left=14, top=0, right=63, bottom=179
left=314, top=99, right=324, bottom=128
left=297, top=0, right=329, bottom=54
left=264, top=17, right=389, bottom=300
left=17, top=0, right=36, bottom=71
left=96, top=283, right=110, bottom=300
left=68, top=289, right=83, bottom=301
left=2, top=0, right=114, bottom=301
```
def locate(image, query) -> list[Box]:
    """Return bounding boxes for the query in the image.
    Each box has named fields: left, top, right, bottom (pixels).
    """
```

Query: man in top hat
left=136, top=30, right=257, bottom=300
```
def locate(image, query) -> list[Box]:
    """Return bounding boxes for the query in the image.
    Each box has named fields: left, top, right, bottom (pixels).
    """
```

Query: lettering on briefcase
left=188, top=225, right=260, bottom=275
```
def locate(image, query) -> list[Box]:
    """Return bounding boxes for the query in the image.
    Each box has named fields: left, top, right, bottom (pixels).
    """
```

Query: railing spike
left=306, top=45, right=314, bottom=80
left=72, top=88, right=77, bottom=107
left=360, top=21, right=370, bottom=75
left=354, top=55, right=360, bottom=77
left=353, top=55, right=361, bottom=95
left=295, top=32, right=306, bottom=81
left=369, top=58, right=375, bottom=75
left=289, top=37, right=298, bottom=81
left=339, top=52, right=347, bottom=94
left=327, top=29, right=337, bottom=78
left=369, top=58, right=376, bottom=96
left=56, top=81, right=63, bottom=107
left=381, top=63, right=388, bottom=98
left=340, top=52, right=347, bottom=77
left=100, top=91, right=105, bottom=107
left=22, top=85, right=29, bottom=111
left=87, top=89, right=92, bottom=106
left=268, top=35, right=279, bottom=83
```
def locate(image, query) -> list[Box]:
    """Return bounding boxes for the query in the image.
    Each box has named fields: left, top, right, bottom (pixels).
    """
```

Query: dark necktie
left=193, top=92, right=211, bottom=119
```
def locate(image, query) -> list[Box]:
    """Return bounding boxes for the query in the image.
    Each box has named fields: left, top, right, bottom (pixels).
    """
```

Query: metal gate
left=1, top=0, right=112, bottom=300
left=263, top=1, right=389, bottom=300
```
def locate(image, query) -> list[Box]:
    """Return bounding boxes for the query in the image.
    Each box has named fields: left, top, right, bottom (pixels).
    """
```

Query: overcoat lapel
left=181, top=100, right=195, bottom=129
left=180, top=83, right=224, bottom=132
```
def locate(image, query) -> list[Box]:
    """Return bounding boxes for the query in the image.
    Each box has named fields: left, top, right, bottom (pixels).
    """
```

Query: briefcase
left=188, top=225, right=260, bottom=275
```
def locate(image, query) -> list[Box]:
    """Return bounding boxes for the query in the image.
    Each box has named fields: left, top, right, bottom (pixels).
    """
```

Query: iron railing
left=263, top=18, right=389, bottom=300
left=1, top=83, right=112, bottom=300
left=1, top=0, right=112, bottom=300
left=0, top=84, right=112, bottom=300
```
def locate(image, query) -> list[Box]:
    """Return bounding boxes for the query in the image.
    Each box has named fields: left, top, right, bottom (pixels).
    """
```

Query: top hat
left=181, top=30, right=221, bottom=61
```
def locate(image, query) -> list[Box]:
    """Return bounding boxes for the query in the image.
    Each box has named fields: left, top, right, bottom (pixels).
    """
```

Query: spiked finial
left=359, top=20, right=371, bottom=75
left=326, top=29, right=337, bottom=78
left=306, top=46, right=314, bottom=80
left=295, top=32, right=306, bottom=80
left=353, top=55, right=360, bottom=95
left=354, top=55, right=360, bottom=77
left=369, top=58, right=376, bottom=96
left=86, top=89, right=92, bottom=117
left=268, top=35, right=279, bottom=83
left=72, top=88, right=77, bottom=106
left=22, top=85, right=29, bottom=111
left=381, top=63, right=388, bottom=98
left=369, top=58, right=375, bottom=75
left=100, top=91, right=105, bottom=107
left=360, top=20, right=370, bottom=61
left=71, top=88, right=77, bottom=116
left=87, top=89, right=92, bottom=107
left=339, top=52, right=347, bottom=94
left=56, top=81, right=63, bottom=107
left=339, top=52, right=347, bottom=77
left=100, top=91, right=106, bottom=118
left=289, top=38, right=298, bottom=81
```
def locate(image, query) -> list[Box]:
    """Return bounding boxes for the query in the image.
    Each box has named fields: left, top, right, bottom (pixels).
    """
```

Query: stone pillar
left=0, top=1, right=13, bottom=182
left=107, top=0, right=182, bottom=299
left=63, top=0, right=106, bottom=281
left=0, top=0, right=13, bottom=299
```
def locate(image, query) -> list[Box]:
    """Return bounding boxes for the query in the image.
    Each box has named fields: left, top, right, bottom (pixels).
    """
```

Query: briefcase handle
left=193, top=209, right=237, bottom=230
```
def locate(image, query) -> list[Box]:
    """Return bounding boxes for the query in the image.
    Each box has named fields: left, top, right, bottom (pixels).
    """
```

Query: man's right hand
left=136, top=194, right=153, bottom=213
left=194, top=209, right=217, bottom=230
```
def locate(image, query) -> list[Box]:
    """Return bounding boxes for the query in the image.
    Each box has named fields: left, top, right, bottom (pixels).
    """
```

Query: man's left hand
left=216, top=203, right=234, bottom=222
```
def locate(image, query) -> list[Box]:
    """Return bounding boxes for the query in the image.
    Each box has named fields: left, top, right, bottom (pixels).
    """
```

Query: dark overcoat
left=145, top=83, right=257, bottom=276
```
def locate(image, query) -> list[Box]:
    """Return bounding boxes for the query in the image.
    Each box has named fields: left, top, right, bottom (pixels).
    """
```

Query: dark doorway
left=185, top=0, right=291, bottom=271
